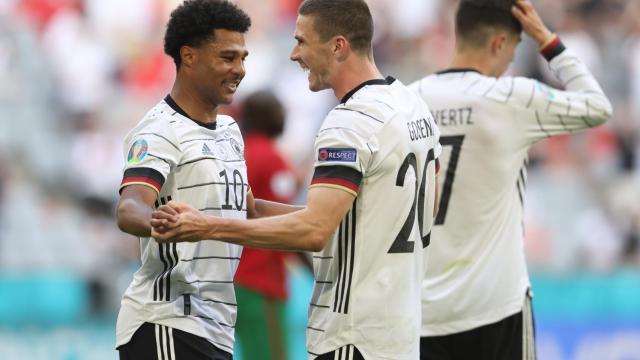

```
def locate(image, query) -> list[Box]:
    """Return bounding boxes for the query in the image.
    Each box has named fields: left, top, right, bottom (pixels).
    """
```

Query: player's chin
left=218, top=93, right=235, bottom=105
left=308, top=80, right=328, bottom=92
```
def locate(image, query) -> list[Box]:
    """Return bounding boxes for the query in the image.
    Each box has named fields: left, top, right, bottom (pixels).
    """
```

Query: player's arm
left=117, top=185, right=158, bottom=237
left=246, top=190, right=304, bottom=219
left=512, top=0, right=612, bottom=135
left=151, top=186, right=353, bottom=252
left=116, top=123, right=178, bottom=237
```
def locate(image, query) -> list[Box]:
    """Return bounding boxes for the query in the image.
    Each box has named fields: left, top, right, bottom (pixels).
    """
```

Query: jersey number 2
left=388, top=149, right=436, bottom=254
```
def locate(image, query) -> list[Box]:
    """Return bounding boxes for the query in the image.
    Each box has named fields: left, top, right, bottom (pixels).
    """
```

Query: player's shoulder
left=481, top=75, right=544, bottom=109
left=125, top=100, right=178, bottom=142
left=409, top=71, right=494, bottom=104
left=324, top=81, right=404, bottom=134
left=215, top=114, right=239, bottom=129
left=408, top=73, right=440, bottom=94
left=321, top=102, right=386, bottom=141
left=215, top=114, right=243, bottom=140
left=415, top=70, right=539, bottom=109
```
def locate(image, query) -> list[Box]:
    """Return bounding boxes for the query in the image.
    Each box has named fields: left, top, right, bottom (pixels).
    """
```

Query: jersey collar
left=435, top=68, right=481, bottom=75
left=164, top=94, right=217, bottom=130
left=340, top=76, right=396, bottom=104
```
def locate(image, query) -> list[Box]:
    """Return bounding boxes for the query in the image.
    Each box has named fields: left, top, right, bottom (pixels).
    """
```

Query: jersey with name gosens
left=307, top=78, right=441, bottom=360
left=409, top=44, right=612, bottom=336
left=116, top=96, right=248, bottom=354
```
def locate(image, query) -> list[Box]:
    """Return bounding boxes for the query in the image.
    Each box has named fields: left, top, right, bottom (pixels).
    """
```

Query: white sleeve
left=309, top=115, right=374, bottom=197
left=510, top=38, right=613, bottom=143
left=120, top=122, right=181, bottom=194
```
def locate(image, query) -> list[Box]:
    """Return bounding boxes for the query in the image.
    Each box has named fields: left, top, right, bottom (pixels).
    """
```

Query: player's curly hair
left=164, top=0, right=251, bottom=68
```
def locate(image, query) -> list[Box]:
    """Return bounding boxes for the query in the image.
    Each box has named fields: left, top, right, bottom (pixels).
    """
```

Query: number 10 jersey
left=116, top=96, right=248, bottom=355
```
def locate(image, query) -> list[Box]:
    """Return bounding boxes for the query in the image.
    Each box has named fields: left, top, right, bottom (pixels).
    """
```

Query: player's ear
left=490, top=32, right=507, bottom=56
left=333, top=36, right=349, bottom=61
left=180, top=45, right=197, bottom=68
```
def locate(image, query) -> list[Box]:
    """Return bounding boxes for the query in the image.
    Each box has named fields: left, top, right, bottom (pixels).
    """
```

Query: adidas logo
left=202, top=143, right=214, bottom=156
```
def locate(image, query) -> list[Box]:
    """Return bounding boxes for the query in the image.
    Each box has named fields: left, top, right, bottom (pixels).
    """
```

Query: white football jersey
left=409, top=45, right=612, bottom=335
left=116, top=96, right=248, bottom=354
left=307, top=78, right=441, bottom=360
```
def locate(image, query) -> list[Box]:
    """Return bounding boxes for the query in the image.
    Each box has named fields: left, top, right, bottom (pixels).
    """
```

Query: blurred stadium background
left=0, top=0, right=639, bottom=359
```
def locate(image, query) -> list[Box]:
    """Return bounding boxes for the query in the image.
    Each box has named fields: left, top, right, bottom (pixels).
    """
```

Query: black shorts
left=420, top=295, right=536, bottom=360
left=118, top=322, right=232, bottom=360
left=314, top=344, right=365, bottom=360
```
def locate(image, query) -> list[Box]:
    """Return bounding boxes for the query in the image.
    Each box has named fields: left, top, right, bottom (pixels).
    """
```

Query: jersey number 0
left=388, top=149, right=436, bottom=254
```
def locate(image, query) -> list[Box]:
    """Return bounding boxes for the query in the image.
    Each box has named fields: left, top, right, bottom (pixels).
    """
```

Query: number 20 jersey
left=116, top=96, right=247, bottom=354
left=306, top=78, right=441, bottom=360
left=409, top=46, right=612, bottom=336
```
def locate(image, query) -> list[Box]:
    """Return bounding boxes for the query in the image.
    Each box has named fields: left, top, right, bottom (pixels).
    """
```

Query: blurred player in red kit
left=234, top=90, right=310, bottom=360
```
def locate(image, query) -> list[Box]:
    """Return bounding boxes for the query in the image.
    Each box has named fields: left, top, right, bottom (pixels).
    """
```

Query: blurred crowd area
left=0, top=0, right=639, bottom=319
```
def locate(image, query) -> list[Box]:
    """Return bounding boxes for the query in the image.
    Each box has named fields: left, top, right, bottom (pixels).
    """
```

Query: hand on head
left=511, top=0, right=554, bottom=46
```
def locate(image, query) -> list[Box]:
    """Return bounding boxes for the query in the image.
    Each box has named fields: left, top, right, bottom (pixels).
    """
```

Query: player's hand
left=511, top=0, right=554, bottom=47
left=151, top=202, right=181, bottom=231
left=151, top=201, right=214, bottom=242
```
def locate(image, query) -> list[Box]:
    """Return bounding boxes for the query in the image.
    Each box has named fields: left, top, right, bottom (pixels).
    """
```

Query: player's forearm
left=252, top=199, right=304, bottom=218
left=514, top=0, right=612, bottom=124
left=116, top=199, right=153, bottom=237
left=209, top=209, right=330, bottom=252
left=546, top=44, right=612, bottom=124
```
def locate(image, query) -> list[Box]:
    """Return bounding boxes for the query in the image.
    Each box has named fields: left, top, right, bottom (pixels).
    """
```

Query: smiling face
left=190, top=29, right=248, bottom=106
left=290, top=15, right=334, bottom=92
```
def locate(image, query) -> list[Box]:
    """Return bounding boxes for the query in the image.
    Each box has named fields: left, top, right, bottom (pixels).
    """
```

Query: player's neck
left=331, top=55, right=384, bottom=101
left=169, top=81, right=219, bottom=124
left=449, top=50, right=494, bottom=77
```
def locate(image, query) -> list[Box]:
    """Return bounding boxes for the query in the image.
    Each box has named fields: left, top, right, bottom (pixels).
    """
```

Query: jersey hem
left=420, top=293, right=527, bottom=336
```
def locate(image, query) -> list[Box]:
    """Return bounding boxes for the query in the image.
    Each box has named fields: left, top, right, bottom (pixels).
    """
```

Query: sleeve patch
left=120, top=167, right=165, bottom=193
left=540, top=36, right=566, bottom=62
left=311, top=166, right=362, bottom=194
left=536, top=82, right=557, bottom=100
left=318, top=148, right=357, bottom=163
left=127, top=139, right=149, bottom=164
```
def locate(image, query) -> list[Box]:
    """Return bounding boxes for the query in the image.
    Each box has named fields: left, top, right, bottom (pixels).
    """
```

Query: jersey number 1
left=219, top=169, right=245, bottom=210
left=388, top=149, right=436, bottom=254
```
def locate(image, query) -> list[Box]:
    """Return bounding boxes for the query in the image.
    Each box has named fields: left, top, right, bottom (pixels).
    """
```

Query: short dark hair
left=298, top=0, right=373, bottom=55
left=456, top=0, right=522, bottom=48
left=164, top=0, right=251, bottom=68
left=240, top=91, right=285, bottom=138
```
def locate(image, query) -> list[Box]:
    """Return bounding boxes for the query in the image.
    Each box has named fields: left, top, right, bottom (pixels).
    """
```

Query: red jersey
left=234, top=133, right=297, bottom=300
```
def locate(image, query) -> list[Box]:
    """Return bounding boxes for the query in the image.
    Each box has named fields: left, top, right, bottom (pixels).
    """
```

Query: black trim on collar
left=435, top=68, right=481, bottom=75
left=164, top=95, right=217, bottom=130
left=340, top=76, right=396, bottom=104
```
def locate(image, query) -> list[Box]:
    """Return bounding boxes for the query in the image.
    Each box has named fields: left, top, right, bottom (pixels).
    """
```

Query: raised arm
left=511, top=0, right=612, bottom=139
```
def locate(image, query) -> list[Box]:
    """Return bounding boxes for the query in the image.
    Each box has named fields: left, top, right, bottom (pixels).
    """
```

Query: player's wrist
left=539, top=33, right=565, bottom=61
left=537, top=32, right=556, bottom=50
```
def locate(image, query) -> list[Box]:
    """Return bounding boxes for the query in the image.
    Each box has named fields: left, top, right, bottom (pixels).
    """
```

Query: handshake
left=150, top=201, right=220, bottom=243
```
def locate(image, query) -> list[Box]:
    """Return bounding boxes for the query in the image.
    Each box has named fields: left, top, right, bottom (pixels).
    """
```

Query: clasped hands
left=150, top=202, right=219, bottom=243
